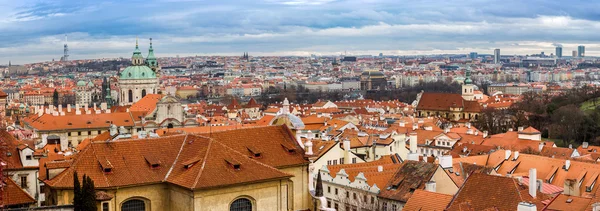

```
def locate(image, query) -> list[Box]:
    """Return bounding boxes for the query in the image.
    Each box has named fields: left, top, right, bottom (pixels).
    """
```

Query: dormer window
left=247, top=146, right=262, bottom=158
left=182, top=157, right=201, bottom=169
left=98, top=158, right=113, bottom=173
left=225, top=158, right=241, bottom=170
left=281, top=144, right=296, bottom=153
left=144, top=155, right=161, bottom=169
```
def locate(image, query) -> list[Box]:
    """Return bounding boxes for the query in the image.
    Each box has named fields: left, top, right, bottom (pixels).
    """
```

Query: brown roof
left=446, top=173, right=552, bottom=211
left=403, top=189, right=453, bottom=211
left=2, top=178, right=36, bottom=206
left=203, top=126, right=308, bottom=168
left=45, top=134, right=292, bottom=190
left=417, top=92, right=481, bottom=113
left=378, top=160, right=438, bottom=202
left=24, top=112, right=137, bottom=131
left=129, top=94, right=162, bottom=114
left=545, top=194, right=591, bottom=211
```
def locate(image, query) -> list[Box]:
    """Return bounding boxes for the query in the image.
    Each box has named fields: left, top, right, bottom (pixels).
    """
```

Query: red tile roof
left=403, top=189, right=453, bottom=211
left=446, top=173, right=552, bottom=211
left=2, top=178, right=36, bottom=206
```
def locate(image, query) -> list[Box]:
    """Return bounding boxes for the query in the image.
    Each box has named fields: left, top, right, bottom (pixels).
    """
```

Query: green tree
left=53, top=89, right=59, bottom=107
left=73, top=173, right=97, bottom=211
left=73, top=172, right=81, bottom=211
left=550, top=104, right=584, bottom=146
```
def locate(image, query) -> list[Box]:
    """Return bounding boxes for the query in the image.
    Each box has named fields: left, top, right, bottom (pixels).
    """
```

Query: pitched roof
left=129, top=94, right=162, bottom=114
left=446, top=173, right=552, bottom=211
left=24, top=112, right=137, bottom=131
left=403, top=189, right=453, bottom=211
left=204, top=126, right=308, bottom=168
left=2, top=178, right=36, bottom=206
left=378, top=160, right=438, bottom=202
left=417, top=92, right=481, bottom=112
left=45, top=134, right=292, bottom=190
left=545, top=194, right=591, bottom=211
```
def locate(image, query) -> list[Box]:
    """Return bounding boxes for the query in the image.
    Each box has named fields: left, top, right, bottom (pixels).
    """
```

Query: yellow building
left=42, top=125, right=312, bottom=211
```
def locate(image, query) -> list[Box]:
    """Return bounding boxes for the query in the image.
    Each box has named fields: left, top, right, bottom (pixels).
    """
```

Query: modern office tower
left=469, top=52, right=478, bottom=59
left=573, top=50, right=577, bottom=57
left=578, top=45, right=585, bottom=57
left=494, top=49, right=500, bottom=64
left=555, top=46, right=562, bottom=58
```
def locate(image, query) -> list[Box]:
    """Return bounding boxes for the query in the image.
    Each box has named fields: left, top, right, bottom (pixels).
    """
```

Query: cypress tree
left=81, top=174, right=97, bottom=211
left=73, top=172, right=81, bottom=211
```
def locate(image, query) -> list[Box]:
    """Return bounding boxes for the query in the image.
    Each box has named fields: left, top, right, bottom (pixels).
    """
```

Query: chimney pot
left=505, top=150, right=512, bottom=160
left=529, top=168, right=537, bottom=198
left=377, top=165, right=383, bottom=172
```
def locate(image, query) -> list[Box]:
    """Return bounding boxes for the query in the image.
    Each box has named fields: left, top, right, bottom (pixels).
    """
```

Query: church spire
left=131, top=37, right=144, bottom=66
left=464, top=66, right=473, bottom=84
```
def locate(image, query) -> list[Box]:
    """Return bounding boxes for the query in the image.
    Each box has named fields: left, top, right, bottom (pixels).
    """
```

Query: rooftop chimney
left=440, top=155, right=452, bottom=169
left=377, top=165, right=383, bottom=172
left=425, top=181, right=436, bottom=192
left=67, top=104, right=71, bottom=112
left=466, top=122, right=471, bottom=129
left=444, top=127, right=450, bottom=134
left=565, top=160, right=571, bottom=171
left=513, top=151, right=520, bottom=160
left=399, top=120, right=406, bottom=127
left=466, top=129, right=473, bottom=135
left=343, top=139, right=351, bottom=164
left=483, top=131, right=488, bottom=138
left=412, top=123, right=418, bottom=131
left=569, top=144, right=573, bottom=149
left=529, top=168, right=537, bottom=198
left=505, top=150, right=512, bottom=160
left=583, top=142, right=589, bottom=149
left=304, top=140, right=313, bottom=156
left=539, top=142, right=544, bottom=152
left=409, top=132, right=417, bottom=153
left=518, top=126, right=524, bottom=132
left=517, top=202, right=537, bottom=211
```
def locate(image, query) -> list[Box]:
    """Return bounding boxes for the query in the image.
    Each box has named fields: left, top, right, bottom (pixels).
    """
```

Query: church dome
left=120, top=66, right=156, bottom=80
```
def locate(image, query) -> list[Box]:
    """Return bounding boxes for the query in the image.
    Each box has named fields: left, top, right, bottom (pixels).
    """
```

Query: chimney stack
left=409, top=132, right=417, bottom=153
left=440, top=155, right=452, bottom=169
left=529, top=168, right=537, bottom=198
left=343, top=139, right=351, bottom=164
left=539, top=142, right=544, bottom=152
left=505, top=150, right=511, bottom=160
left=425, top=181, right=436, bottom=192
left=565, top=160, right=571, bottom=170
left=412, top=123, right=418, bottom=131
left=518, top=126, right=524, bottom=132
left=583, top=142, right=590, bottom=149
left=304, top=140, right=313, bottom=156
left=67, top=104, right=71, bottom=112
left=399, top=120, right=406, bottom=127
left=377, top=165, right=383, bottom=172
left=513, top=151, right=520, bottom=160
left=483, top=131, right=488, bottom=138
left=517, top=202, right=537, bottom=211
left=444, top=127, right=450, bottom=134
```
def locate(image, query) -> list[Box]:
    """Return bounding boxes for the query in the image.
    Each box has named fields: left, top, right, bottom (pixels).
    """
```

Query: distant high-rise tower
left=469, top=52, right=478, bottom=59
left=62, top=34, right=69, bottom=61
left=555, top=46, right=563, bottom=58
left=494, top=49, right=500, bottom=64
left=573, top=50, right=577, bottom=57
left=578, top=45, right=585, bottom=57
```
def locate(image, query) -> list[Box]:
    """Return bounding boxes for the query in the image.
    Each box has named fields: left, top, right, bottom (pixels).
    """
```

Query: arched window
left=142, top=72, right=145, bottom=77
left=122, top=199, right=146, bottom=211
left=128, top=90, right=133, bottom=103
left=129, top=72, right=132, bottom=77
left=142, top=89, right=147, bottom=98
left=230, top=198, right=252, bottom=211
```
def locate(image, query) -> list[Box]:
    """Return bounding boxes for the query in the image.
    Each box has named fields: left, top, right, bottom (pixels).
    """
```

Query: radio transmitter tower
left=62, top=34, right=69, bottom=61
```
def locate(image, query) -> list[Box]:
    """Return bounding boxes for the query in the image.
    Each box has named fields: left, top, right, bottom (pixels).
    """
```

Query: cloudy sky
left=1, top=0, right=599, bottom=64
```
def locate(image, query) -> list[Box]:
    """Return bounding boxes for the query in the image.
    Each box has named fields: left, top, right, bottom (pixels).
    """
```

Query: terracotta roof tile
left=403, top=189, right=453, bottom=211
left=2, top=178, right=36, bottom=206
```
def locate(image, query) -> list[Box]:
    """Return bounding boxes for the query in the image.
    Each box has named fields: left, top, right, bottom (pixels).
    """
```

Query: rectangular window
left=68, top=132, right=72, bottom=137
left=335, top=203, right=338, bottom=210
left=20, top=176, right=27, bottom=188
left=98, top=130, right=102, bottom=134
left=327, top=201, right=331, bottom=208
left=78, top=131, right=81, bottom=136
left=340, top=158, right=344, bottom=164
left=328, top=186, right=331, bottom=193
left=364, top=195, right=367, bottom=203
left=383, top=202, right=388, bottom=211
left=335, top=188, right=338, bottom=195
left=333, top=160, right=338, bottom=165
left=26, top=155, right=32, bottom=160
left=352, top=158, right=357, bottom=164
left=353, top=192, right=357, bottom=200
left=102, top=202, right=109, bottom=211
left=392, top=204, right=397, bottom=211
left=346, top=191, right=349, bottom=198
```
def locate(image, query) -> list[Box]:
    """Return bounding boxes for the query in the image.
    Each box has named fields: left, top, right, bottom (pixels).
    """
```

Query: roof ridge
left=164, top=134, right=189, bottom=182
left=192, top=136, right=213, bottom=188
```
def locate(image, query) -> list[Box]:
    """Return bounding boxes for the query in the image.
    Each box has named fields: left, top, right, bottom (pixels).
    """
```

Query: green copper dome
left=120, top=66, right=156, bottom=80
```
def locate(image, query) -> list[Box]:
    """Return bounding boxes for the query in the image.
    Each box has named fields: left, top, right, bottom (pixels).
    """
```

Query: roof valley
left=163, top=134, right=188, bottom=182
left=192, top=136, right=213, bottom=189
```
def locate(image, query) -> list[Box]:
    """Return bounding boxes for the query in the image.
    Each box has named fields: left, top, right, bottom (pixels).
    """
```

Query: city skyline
left=2, top=0, right=600, bottom=64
